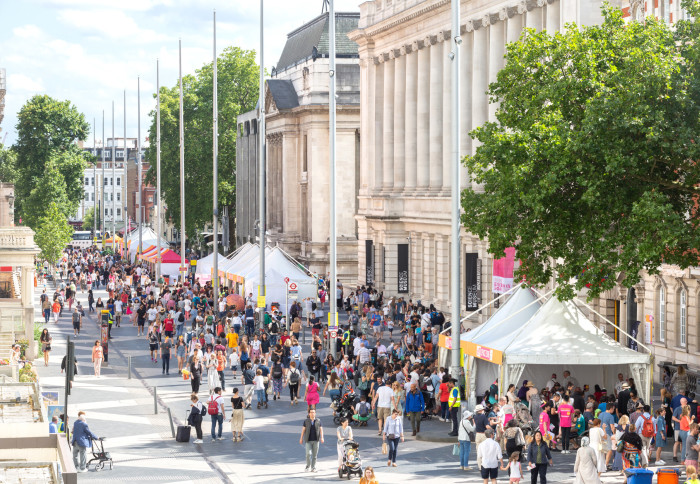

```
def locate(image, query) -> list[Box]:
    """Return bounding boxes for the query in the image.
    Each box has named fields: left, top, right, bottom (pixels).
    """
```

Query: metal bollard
left=166, top=407, right=175, bottom=438
left=128, top=355, right=132, bottom=379
left=154, top=386, right=158, bottom=415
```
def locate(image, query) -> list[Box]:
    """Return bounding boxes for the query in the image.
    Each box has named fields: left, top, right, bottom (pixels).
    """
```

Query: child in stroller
left=338, top=439, right=362, bottom=479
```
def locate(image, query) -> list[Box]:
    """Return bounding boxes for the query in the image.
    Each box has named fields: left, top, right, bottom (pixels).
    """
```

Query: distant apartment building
left=0, top=68, right=5, bottom=133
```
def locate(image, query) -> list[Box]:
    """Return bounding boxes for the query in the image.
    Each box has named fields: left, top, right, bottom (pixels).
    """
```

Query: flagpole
left=212, top=10, right=219, bottom=300
left=123, top=90, right=127, bottom=258
left=112, top=100, right=116, bottom=252
left=328, top=0, right=337, bottom=358
left=179, top=39, right=186, bottom=284
left=156, top=59, right=162, bottom=283
left=93, top=118, right=96, bottom=240
left=258, top=0, right=266, bottom=325
left=101, top=110, right=105, bottom=237
left=138, top=77, right=143, bottom=259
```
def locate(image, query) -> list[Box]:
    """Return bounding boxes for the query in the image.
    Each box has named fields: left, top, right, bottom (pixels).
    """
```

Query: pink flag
left=492, top=247, right=516, bottom=294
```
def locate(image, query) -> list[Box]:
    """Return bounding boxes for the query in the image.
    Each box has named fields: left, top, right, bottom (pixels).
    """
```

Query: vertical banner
left=465, top=252, right=479, bottom=311
left=629, top=320, right=640, bottom=351
left=644, top=315, right=653, bottom=345
left=365, top=240, right=374, bottom=285
left=492, top=247, right=516, bottom=294
left=397, top=243, right=409, bottom=294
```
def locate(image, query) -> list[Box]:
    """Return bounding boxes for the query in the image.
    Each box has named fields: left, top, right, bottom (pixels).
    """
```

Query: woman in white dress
left=587, top=418, right=608, bottom=476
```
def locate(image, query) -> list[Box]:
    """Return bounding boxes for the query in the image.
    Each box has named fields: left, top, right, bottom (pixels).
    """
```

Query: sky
left=0, top=0, right=360, bottom=147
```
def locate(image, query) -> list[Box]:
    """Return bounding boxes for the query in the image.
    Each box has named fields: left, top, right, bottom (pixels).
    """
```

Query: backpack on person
left=178, top=312, right=185, bottom=323
left=358, top=401, right=370, bottom=417
left=641, top=415, right=655, bottom=438
left=289, top=369, right=300, bottom=384
left=270, top=321, right=279, bottom=334
left=207, top=396, right=220, bottom=416
left=272, top=365, right=283, bottom=380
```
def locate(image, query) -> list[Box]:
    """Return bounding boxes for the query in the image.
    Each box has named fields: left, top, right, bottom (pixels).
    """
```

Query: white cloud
left=57, top=9, right=170, bottom=43
left=7, top=74, right=45, bottom=93
left=12, top=24, right=43, bottom=39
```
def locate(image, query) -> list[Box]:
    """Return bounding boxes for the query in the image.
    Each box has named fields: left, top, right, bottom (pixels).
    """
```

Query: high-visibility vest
left=448, top=386, right=461, bottom=408
left=342, top=331, right=350, bottom=345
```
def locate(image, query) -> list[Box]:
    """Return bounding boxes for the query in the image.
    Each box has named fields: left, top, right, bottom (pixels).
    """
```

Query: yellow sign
left=257, top=296, right=266, bottom=308
left=328, top=312, right=338, bottom=330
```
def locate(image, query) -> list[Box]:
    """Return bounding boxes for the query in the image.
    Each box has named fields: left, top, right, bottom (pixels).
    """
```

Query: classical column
left=545, top=0, right=561, bottom=33
left=471, top=24, right=489, bottom=156
left=507, top=8, right=524, bottom=43
left=359, top=57, right=371, bottom=194
left=526, top=3, right=544, bottom=31
left=489, top=14, right=506, bottom=121
left=460, top=26, right=473, bottom=189
left=416, top=40, right=430, bottom=189
left=374, top=58, right=384, bottom=191
left=560, top=0, right=578, bottom=24
left=404, top=44, right=418, bottom=192
left=382, top=53, right=395, bottom=192
left=393, top=48, right=406, bottom=193
left=429, top=34, right=443, bottom=192
left=442, top=35, right=452, bottom=194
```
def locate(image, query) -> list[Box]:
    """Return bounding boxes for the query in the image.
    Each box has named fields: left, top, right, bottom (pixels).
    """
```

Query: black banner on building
left=397, top=243, right=409, bottom=294
left=629, top=320, right=640, bottom=351
left=365, top=240, right=374, bottom=285
left=465, top=253, right=480, bottom=311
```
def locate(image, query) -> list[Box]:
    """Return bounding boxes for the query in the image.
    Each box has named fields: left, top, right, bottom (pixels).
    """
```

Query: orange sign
left=465, top=341, right=503, bottom=365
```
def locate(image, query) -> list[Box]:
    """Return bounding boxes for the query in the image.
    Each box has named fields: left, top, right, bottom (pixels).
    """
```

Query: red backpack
left=207, top=396, right=220, bottom=416
left=641, top=415, right=654, bottom=438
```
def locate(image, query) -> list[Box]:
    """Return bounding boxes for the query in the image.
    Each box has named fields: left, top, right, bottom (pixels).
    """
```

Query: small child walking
left=501, top=452, right=522, bottom=483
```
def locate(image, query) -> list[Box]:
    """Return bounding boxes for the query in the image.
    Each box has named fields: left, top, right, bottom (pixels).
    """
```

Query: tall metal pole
left=450, top=0, right=463, bottom=399
left=258, top=1, right=266, bottom=321
left=123, top=90, right=127, bottom=257
left=328, top=0, right=337, bottom=358
left=101, top=110, right=105, bottom=236
left=138, top=77, right=143, bottom=258
left=212, top=10, right=219, bottom=300
left=156, top=60, right=162, bottom=282
left=179, top=39, right=186, bottom=284
left=112, top=100, right=116, bottom=251
left=93, top=118, right=96, bottom=239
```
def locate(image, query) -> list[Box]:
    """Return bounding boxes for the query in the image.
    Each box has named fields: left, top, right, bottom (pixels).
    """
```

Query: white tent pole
left=441, top=282, right=525, bottom=335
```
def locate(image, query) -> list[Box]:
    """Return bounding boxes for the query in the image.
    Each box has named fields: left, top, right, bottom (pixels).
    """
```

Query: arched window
left=679, top=289, right=687, bottom=347
left=657, top=285, right=666, bottom=343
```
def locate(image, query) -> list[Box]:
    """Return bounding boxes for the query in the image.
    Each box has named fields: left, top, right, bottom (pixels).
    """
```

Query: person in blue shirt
left=71, top=411, right=100, bottom=473
left=405, top=383, right=425, bottom=435
left=599, top=403, right=617, bottom=470
left=49, top=416, right=59, bottom=434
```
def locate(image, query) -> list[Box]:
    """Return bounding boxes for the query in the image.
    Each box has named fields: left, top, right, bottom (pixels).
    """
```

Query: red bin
left=657, top=468, right=681, bottom=484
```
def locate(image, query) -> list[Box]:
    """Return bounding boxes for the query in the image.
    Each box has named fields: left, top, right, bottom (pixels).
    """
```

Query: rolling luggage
left=176, top=411, right=192, bottom=442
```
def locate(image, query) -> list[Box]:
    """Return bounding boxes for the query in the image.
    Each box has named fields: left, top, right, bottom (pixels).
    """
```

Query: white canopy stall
left=463, top=289, right=653, bottom=408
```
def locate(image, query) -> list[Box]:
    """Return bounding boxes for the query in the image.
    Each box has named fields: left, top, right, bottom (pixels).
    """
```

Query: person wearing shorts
left=373, top=381, right=394, bottom=437
left=477, top=429, right=503, bottom=484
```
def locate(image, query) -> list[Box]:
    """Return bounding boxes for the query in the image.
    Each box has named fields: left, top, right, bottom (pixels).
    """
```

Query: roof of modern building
left=275, top=12, right=360, bottom=73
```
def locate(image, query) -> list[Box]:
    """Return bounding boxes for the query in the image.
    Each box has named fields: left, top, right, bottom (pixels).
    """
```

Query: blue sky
left=0, top=0, right=359, bottom=146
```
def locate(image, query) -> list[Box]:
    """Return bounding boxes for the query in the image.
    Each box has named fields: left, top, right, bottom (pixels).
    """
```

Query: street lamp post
left=328, top=0, right=338, bottom=358
left=179, top=40, right=186, bottom=284
left=258, top=1, right=266, bottom=327
left=156, top=60, right=162, bottom=282
left=213, top=10, right=220, bottom=300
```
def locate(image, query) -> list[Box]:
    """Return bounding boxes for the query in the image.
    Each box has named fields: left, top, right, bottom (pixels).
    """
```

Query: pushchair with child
left=338, top=439, right=363, bottom=479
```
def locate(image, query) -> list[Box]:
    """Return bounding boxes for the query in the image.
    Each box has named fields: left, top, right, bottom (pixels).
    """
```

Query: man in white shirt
left=114, top=299, right=123, bottom=327
left=477, top=429, right=503, bottom=483
left=376, top=341, right=387, bottom=358
left=546, top=373, right=558, bottom=391
left=206, top=387, right=226, bottom=441
left=372, top=382, right=394, bottom=436
left=356, top=346, right=371, bottom=367
left=563, top=370, right=579, bottom=390
left=614, top=373, right=626, bottom=397
left=353, top=335, right=363, bottom=358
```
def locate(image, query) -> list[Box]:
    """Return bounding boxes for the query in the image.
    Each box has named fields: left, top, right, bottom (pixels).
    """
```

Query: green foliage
left=34, top=202, right=73, bottom=264
left=461, top=3, right=700, bottom=300
left=0, top=145, right=17, bottom=183
left=82, top=207, right=99, bottom=234
left=13, top=95, right=90, bottom=225
left=145, top=46, right=259, bottom=239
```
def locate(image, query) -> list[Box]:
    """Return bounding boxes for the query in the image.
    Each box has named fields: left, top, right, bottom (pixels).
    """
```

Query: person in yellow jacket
left=448, top=378, right=461, bottom=436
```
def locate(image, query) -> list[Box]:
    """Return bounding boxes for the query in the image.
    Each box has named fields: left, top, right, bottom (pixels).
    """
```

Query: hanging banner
left=365, top=240, right=374, bottom=285
left=397, top=243, right=409, bottom=294
left=644, top=315, right=653, bottom=345
left=465, top=253, right=480, bottom=311
left=629, top=320, right=640, bottom=351
left=492, top=247, right=516, bottom=294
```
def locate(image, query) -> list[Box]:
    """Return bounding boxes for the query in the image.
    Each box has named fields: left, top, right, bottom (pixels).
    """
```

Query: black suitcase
left=176, top=411, right=191, bottom=442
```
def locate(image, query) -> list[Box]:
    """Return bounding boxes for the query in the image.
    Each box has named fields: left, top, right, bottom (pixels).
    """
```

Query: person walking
left=300, top=408, right=324, bottom=473
left=383, top=408, right=404, bottom=467
left=206, top=387, right=225, bottom=441
left=405, top=382, right=425, bottom=436
left=160, top=335, right=173, bottom=375
left=71, top=411, right=99, bottom=473
left=477, top=428, right=503, bottom=484
left=188, top=393, right=204, bottom=444
left=686, top=423, right=699, bottom=468
left=655, top=407, right=668, bottom=465
left=359, top=466, right=379, bottom=484
left=559, top=394, right=574, bottom=454
left=230, top=388, right=245, bottom=442
left=176, top=337, right=187, bottom=375
left=458, top=410, right=475, bottom=471
left=303, top=375, right=320, bottom=411
left=528, top=430, right=553, bottom=484
left=189, top=355, right=203, bottom=394
left=573, top=436, right=601, bottom=484
left=373, top=378, right=394, bottom=437
left=336, top=417, right=353, bottom=471
left=72, top=307, right=82, bottom=336
left=40, top=329, right=52, bottom=367
left=588, top=418, right=608, bottom=476
left=91, top=340, right=103, bottom=377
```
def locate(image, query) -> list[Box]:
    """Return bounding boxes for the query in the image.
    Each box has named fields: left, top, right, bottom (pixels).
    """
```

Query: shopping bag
left=382, top=442, right=388, bottom=455
left=182, top=369, right=191, bottom=380
left=452, top=444, right=460, bottom=456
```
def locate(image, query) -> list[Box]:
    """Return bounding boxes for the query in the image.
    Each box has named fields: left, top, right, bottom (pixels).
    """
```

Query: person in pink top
left=558, top=394, right=575, bottom=454
left=539, top=402, right=556, bottom=449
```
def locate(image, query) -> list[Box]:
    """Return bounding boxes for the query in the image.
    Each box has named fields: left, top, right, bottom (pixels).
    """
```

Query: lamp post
left=213, top=10, right=220, bottom=300
left=258, top=1, right=266, bottom=326
left=328, top=0, right=338, bottom=358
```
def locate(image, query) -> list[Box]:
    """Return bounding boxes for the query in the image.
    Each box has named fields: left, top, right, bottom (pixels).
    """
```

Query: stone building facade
left=236, top=12, right=361, bottom=281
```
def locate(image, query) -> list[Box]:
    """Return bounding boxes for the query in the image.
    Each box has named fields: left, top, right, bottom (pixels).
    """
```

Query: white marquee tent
left=193, top=250, right=225, bottom=283
left=127, top=227, right=170, bottom=263
left=463, top=288, right=652, bottom=407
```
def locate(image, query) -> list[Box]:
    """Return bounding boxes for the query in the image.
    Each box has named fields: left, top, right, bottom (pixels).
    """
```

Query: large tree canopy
left=462, top=3, right=700, bottom=300
left=145, top=46, right=259, bottom=241
left=14, top=95, right=90, bottom=223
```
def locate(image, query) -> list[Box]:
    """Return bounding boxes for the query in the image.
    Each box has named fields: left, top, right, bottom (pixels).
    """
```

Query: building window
left=105, top=209, right=109, bottom=217
left=116, top=177, right=121, bottom=186
left=679, top=289, right=687, bottom=347
left=303, top=135, right=308, bottom=172
left=657, top=285, right=666, bottom=343
left=117, top=208, right=121, bottom=217
left=85, top=191, right=89, bottom=200
left=148, top=196, right=153, bottom=202
left=116, top=192, right=121, bottom=201
left=91, top=193, right=94, bottom=201
left=116, top=150, right=124, bottom=158
left=91, top=177, right=95, bottom=186
left=85, top=177, right=89, bottom=185
left=110, top=193, right=113, bottom=201
left=110, top=177, right=113, bottom=185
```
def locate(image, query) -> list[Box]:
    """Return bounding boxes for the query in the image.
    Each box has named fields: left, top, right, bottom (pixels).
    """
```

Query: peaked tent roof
left=159, top=249, right=186, bottom=264
left=498, top=297, right=650, bottom=365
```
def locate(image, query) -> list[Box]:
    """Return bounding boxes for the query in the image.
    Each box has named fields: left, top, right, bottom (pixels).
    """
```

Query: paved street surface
left=33, top=282, right=681, bottom=483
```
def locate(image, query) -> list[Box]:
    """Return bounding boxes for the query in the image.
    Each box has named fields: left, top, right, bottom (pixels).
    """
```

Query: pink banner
left=492, top=247, right=516, bottom=294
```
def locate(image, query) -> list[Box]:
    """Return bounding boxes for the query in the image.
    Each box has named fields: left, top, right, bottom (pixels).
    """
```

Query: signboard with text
left=465, top=253, right=480, bottom=311
left=365, top=240, right=374, bottom=285
left=397, top=243, right=409, bottom=294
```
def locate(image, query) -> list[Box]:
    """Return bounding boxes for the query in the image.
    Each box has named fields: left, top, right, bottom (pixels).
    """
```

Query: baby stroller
left=514, top=402, right=537, bottom=437
left=87, top=437, right=113, bottom=471
left=332, top=391, right=359, bottom=425
left=338, top=439, right=362, bottom=479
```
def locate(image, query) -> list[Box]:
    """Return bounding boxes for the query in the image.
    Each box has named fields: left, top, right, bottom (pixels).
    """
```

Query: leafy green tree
left=461, top=4, right=700, bottom=300
left=0, top=144, right=17, bottom=183
left=13, top=95, right=90, bottom=222
left=34, top=202, right=73, bottom=264
left=22, top=158, right=71, bottom=229
left=82, top=207, right=99, bottom=234
left=145, top=46, right=259, bottom=242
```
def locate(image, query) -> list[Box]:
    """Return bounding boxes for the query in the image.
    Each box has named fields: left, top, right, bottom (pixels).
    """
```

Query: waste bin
left=657, top=468, right=681, bottom=484
left=624, top=469, right=653, bottom=484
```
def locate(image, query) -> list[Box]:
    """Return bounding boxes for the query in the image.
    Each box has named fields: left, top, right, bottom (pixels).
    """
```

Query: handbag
left=388, top=434, right=396, bottom=440
left=381, top=442, right=388, bottom=454
left=452, top=443, right=460, bottom=456
left=45, top=344, right=52, bottom=352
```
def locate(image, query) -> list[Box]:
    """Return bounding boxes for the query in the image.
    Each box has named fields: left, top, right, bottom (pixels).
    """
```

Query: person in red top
left=216, top=349, right=226, bottom=391
left=163, top=315, right=174, bottom=338
left=439, top=375, right=450, bottom=422
left=558, top=394, right=575, bottom=454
